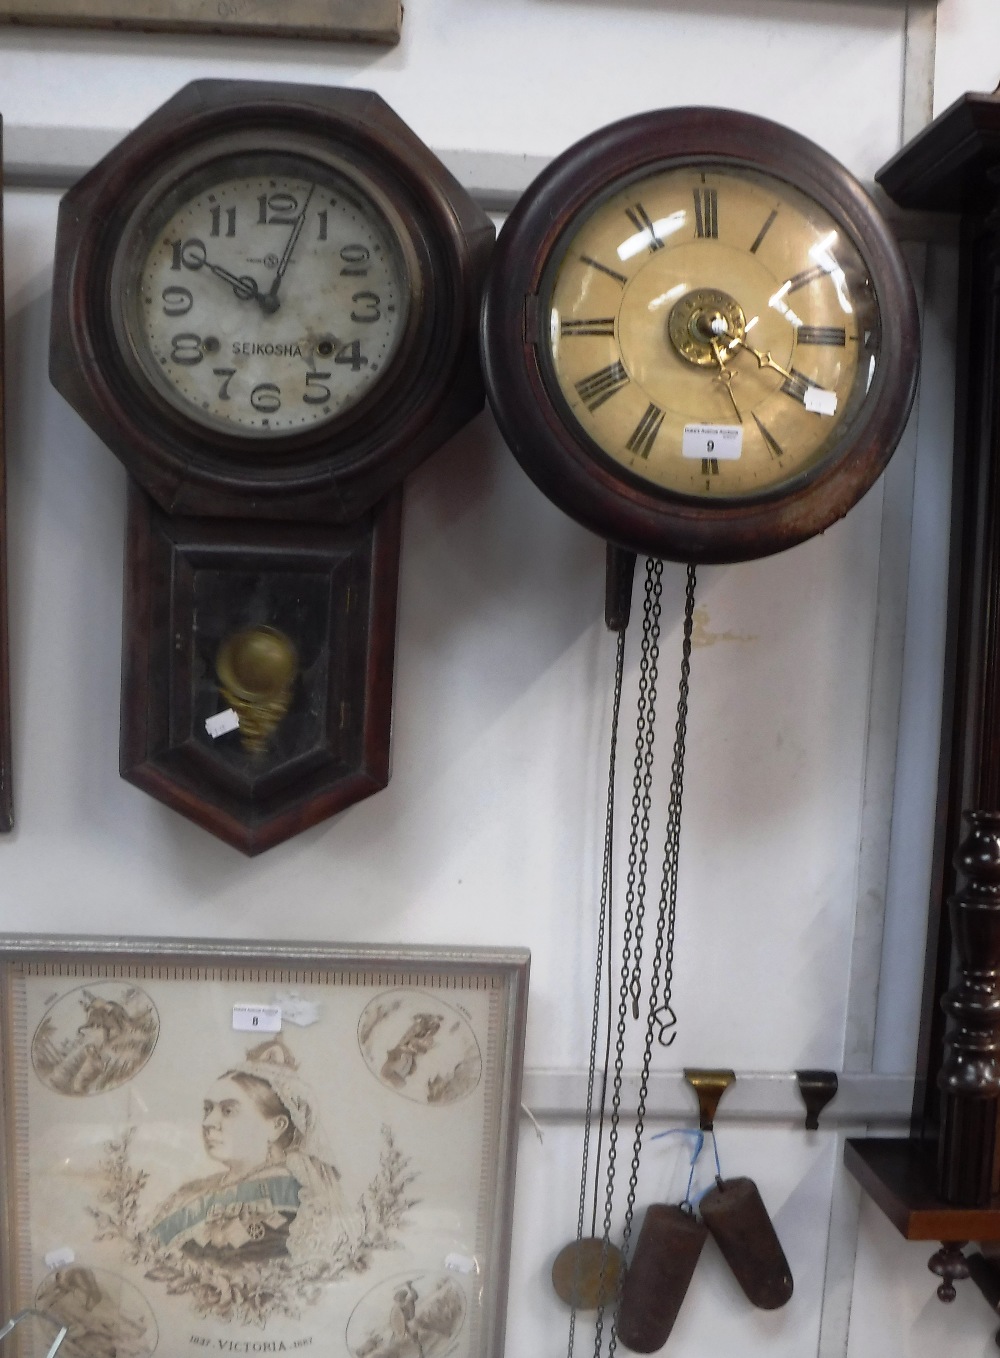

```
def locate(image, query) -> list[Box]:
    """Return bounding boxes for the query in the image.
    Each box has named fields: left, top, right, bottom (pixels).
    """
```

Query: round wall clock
left=52, top=79, right=492, bottom=524
left=481, top=107, right=919, bottom=563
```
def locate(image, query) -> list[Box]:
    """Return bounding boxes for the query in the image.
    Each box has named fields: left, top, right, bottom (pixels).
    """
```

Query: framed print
left=0, top=936, right=529, bottom=1358
left=0, top=0, right=401, bottom=44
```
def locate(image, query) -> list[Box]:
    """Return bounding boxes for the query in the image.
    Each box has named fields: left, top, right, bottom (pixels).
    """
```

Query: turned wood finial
left=937, top=809, right=1000, bottom=1205
left=928, top=1241, right=971, bottom=1302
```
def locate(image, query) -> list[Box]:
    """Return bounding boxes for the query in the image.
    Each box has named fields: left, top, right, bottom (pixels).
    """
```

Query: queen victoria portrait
left=148, top=1036, right=350, bottom=1266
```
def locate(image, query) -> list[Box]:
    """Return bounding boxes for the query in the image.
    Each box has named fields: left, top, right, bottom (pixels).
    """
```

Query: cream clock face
left=113, top=150, right=411, bottom=439
left=542, top=163, right=881, bottom=501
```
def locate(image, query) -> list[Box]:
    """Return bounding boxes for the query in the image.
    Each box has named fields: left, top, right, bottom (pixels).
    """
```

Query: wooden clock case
left=49, top=81, right=494, bottom=854
left=844, top=90, right=1000, bottom=1316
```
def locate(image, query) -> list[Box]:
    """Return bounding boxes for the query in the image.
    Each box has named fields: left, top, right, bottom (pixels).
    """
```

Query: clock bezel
left=481, top=107, right=920, bottom=563
left=51, top=80, right=494, bottom=523
left=108, top=132, right=425, bottom=447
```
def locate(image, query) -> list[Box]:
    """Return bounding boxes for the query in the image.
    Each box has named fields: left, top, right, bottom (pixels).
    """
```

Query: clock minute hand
left=261, top=184, right=316, bottom=315
left=730, top=335, right=795, bottom=385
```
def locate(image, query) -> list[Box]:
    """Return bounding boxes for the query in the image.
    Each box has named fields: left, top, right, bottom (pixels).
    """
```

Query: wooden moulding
left=0, top=0, right=401, bottom=44
left=0, top=118, right=12, bottom=832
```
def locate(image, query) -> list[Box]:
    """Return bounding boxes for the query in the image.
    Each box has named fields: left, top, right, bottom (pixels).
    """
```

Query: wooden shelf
left=845, top=1138, right=1000, bottom=1242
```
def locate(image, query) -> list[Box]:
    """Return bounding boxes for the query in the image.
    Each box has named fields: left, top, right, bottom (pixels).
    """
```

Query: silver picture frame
left=0, top=935, right=529, bottom=1358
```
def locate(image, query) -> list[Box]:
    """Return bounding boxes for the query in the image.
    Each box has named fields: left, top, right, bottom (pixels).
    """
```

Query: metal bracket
left=795, top=1069, right=840, bottom=1130
left=684, top=1068, right=736, bottom=1131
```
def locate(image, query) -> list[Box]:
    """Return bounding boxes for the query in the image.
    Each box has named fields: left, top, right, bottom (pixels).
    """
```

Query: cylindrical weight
left=699, top=1176, right=793, bottom=1309
left=616, top=1204, right=707, bottom=1353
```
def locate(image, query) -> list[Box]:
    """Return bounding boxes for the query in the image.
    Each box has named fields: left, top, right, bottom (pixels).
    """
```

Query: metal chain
left=653, top=562, right=697, bottom=1046
left=627, top=558, right=663, bottom=1018
left=592, top=559, right=662, bottom=1358
left=606, top=563, right=697, bottom=1358
left=566, top=625, right=625, bottom=1358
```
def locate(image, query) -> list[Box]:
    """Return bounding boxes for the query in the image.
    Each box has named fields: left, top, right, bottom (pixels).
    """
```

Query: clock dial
left=544, top=165, right=877, bottom=502
left=113, top=151, right=410, bottom=439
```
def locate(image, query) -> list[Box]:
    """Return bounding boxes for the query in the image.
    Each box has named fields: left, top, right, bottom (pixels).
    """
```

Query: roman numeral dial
left=542, top=157, right=874, bottom=501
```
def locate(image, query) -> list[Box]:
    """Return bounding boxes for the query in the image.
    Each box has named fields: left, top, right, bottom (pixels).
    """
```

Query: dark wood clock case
left=49, top=81, right=494, bottom=854
left=844, top=90, right=1000, bottom=1318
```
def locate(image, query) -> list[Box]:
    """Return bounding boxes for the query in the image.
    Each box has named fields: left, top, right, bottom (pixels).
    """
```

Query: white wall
left=1, top=1, right=997, bottom=1354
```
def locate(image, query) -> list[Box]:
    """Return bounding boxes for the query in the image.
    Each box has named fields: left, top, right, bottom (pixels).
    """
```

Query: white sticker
left=444, top=1252, right=479, bottom=1275
left=804, top=387, right=838, bottom=416
left=682, top=424, right=743, bottom=460
left=273, top=991, right=321, bottom=1027
left=206, top=708, right=240, bottom=739
left=233, top=1003, right=282, bottom=1033
left=44, top=1247, right=75, bottom=1270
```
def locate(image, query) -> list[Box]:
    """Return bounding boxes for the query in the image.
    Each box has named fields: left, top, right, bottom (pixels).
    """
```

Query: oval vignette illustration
left=31, top=982, right=160, bottom=1096
left=357, top=991, right=482, bottom=1105
left=35, top=1264, right=158, bottom=1358
left=346, top=1270, right=467, bottom=1358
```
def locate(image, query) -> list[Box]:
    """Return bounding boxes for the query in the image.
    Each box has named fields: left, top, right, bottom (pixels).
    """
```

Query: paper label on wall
left=682, top=424, right=743, bottom=460
left=232, top=1003, right=282, bottom=1033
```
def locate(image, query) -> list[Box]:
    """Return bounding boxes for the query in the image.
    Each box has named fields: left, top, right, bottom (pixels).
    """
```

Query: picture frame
left=0, top=0, right=401, bottom=45
left=0, top=935, right=530, bottom=1358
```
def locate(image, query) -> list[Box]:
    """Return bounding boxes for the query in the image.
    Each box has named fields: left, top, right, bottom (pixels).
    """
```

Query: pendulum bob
left=551, top=1237, right=625, bottom=1310
left=616, top=1205, right=707, bottom=1353
left=215, top=625, right=299, bottom=755
left=699, top=1176, right=793, bottom=1310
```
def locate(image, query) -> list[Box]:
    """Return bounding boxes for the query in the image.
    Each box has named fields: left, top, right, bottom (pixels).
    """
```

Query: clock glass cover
left=543, top=162, right=878, bottom=501
left=112, top=144, right=413, bottom=440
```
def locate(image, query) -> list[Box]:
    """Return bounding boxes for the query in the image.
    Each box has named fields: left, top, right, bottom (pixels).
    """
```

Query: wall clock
left=50, top=80, right=493, bottom=854
left=481, top=107, right=921, bottom=1348
left=482, top=106, right=919, bottom=569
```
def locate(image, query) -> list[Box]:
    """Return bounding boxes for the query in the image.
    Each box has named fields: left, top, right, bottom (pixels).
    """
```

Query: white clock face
left=115, top=150, right=411, bottom=438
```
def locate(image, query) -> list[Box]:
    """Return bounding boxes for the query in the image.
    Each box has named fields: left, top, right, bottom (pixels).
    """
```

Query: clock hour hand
left=729, top=335, right=795, bottom=385
left=204, top=260, right=261, bottom=303
left=710, top=337, right=743, bottom=422
left=261, top=184, right=316, bottom=315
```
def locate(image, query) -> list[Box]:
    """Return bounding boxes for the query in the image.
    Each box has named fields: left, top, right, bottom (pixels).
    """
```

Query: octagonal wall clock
left=50, top=80, right=494, bottom=854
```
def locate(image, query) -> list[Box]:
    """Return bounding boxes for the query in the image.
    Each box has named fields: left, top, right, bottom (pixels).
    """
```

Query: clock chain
left=651, top=562, right=697, bottom=1046
left=579, top=561, right=698, bottom=1358
left=566, top=624, right=625, bottom=1358
left=590, top=556, right=663, bottom=1358
left=627, top=560, right=664, bottom=1021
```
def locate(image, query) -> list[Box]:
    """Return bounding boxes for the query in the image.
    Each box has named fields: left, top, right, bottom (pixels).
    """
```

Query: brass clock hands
left=709, top=336, right=743, bottom=422
left=261, top=184, right=316, bottom=315
left=727, top=333, right=796, bottom=385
